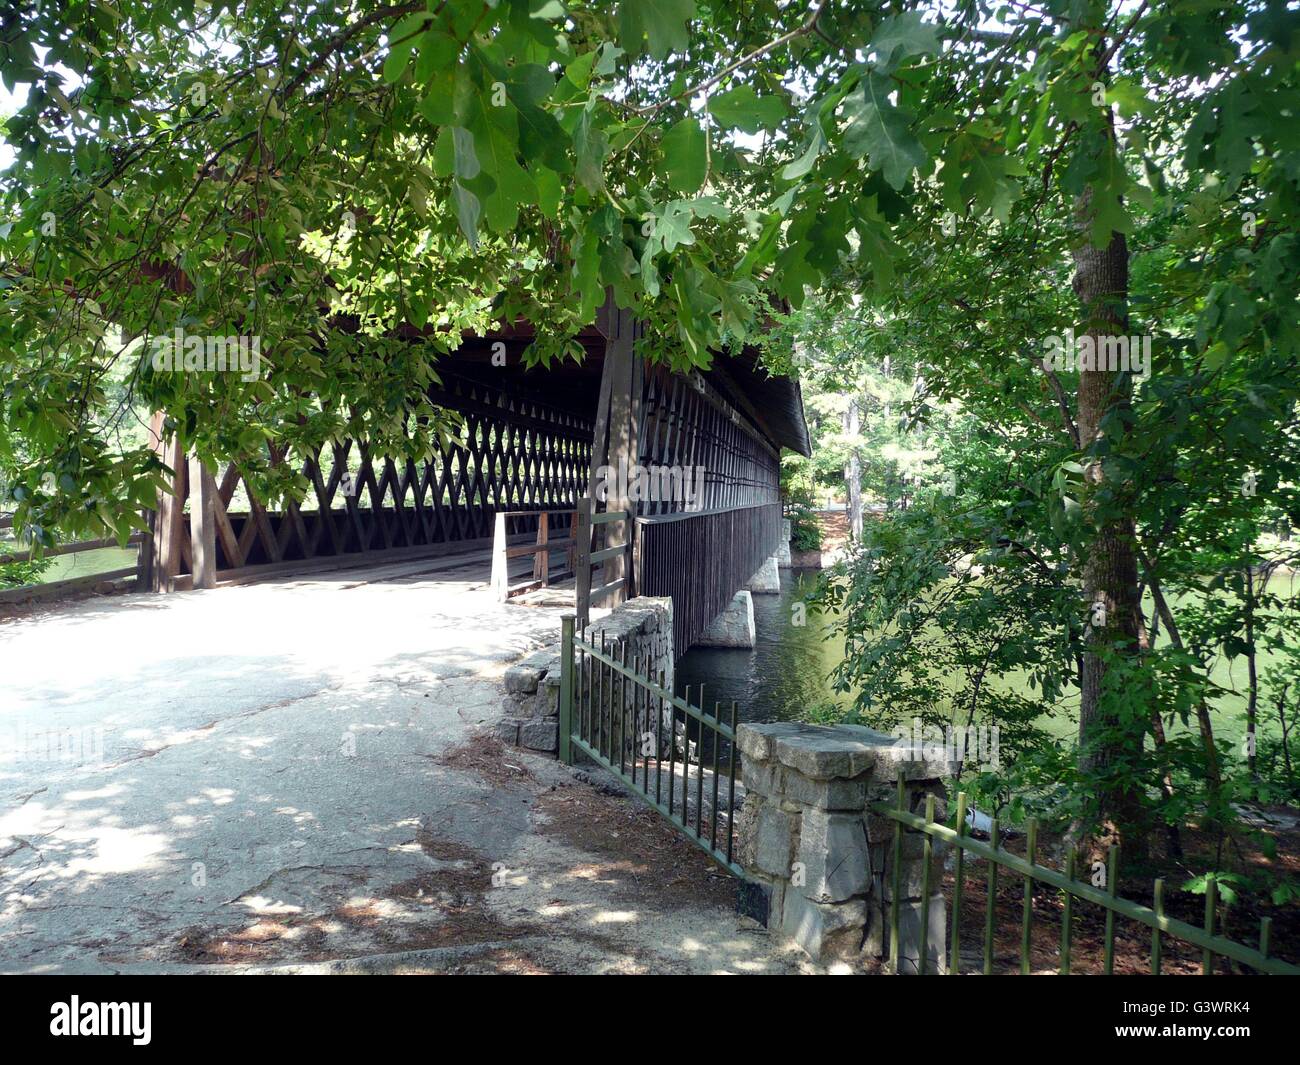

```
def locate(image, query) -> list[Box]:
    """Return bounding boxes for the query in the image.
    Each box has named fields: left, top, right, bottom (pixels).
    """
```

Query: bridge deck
left=0, top=564, right=802, bottom=973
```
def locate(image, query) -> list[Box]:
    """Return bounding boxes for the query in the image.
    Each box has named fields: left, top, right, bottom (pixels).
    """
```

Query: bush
left=0, top=557, right=54, bottom=589
left=788, top=506, right=822, bottom=552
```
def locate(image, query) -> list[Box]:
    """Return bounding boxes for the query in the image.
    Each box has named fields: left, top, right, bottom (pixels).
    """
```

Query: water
left=676, top=568, right=851, bottom=724
left=680, top=569, right=1297, bottom=744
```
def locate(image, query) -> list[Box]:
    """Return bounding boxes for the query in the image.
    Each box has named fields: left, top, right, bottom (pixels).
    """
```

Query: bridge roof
left=703, top=348, right=811, bottom=457
left=441, top=321, right=811, bottom=458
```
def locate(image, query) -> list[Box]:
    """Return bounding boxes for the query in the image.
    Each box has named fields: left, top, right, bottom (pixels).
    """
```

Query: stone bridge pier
left=735, top=722, right=951, bottom=973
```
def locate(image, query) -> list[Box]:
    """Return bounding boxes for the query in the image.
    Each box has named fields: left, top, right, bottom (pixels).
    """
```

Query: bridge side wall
left=152, top=369, right=593, bottom=588
left=497, top=596, right=673, bottom=754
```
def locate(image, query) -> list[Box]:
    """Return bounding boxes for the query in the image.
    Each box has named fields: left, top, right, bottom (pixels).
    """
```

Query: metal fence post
left=558, top=614, right=575, bottom=765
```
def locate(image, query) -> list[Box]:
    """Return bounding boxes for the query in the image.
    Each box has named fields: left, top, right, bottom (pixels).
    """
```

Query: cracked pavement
left=0, top=559, right=811, bottom=974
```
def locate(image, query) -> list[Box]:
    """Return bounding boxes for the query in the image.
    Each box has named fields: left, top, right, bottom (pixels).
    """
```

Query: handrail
left=491, top=507, right=577, bottom=602
left=634, top=501, right=779, bottom=525
left=0, top=533, right=144, bottom=565
left=574, top=496, right=631, bottom=627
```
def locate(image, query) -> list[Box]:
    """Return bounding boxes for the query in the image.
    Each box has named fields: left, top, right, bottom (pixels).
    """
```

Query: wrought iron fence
left=874, top=779, right=1299, bottom=975
left=558, top=615, right=742, bottom=876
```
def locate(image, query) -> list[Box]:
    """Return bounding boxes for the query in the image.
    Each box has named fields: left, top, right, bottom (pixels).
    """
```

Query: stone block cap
left=736, top=722, right=954, bottom=782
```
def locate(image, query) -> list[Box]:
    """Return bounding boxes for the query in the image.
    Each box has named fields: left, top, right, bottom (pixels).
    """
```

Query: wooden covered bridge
left=142, top=302, right=810, bottom=656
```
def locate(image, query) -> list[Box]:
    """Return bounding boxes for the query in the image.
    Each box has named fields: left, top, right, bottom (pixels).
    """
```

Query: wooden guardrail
left=574, top=497, right=630, bottom=627
left=490, top=508, right=578, bottom=602
left=0, top=512, right=147, bottom=602
left=634, top=501, right=781, bottom=657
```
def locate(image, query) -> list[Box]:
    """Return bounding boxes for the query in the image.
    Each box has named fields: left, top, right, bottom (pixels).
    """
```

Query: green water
left=676, top=569, right=851, bottom=724
left=676, top=568, right=1296, bottom=753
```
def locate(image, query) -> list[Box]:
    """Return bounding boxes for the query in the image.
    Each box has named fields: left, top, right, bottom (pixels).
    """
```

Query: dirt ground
left=158, top=732, right=809, bottom=975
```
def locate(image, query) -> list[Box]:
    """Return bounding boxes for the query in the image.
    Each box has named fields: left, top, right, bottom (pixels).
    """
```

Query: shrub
left=789, top=506, right=822, bottom=552
left=0, top=557, right=54, bottom=589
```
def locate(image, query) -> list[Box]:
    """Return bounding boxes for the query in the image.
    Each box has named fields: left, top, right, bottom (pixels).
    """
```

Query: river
left=675, top=567, right=851, bottom=724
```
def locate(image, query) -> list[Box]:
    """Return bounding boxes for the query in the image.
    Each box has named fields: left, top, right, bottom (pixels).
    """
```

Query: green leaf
left=460, top=89, right=536, bottom=232
left=1106, top=78, right=1150, bottom=119
left=781, top=127, right=825, bottom=181
left=572, top=221, right=603, bottom=319
left=451, top=126, right=479, bottom=180
left=842, top=73, right=927, bottom=190
left=383, top=12, right=432, bottom=84
left=868, top=12, right=941, bottom=73
left=431, top=126, right=455, bottom=177
left=941, top=134, right=1025, bottom=223
left=535, top=166, right=562, bottom=219
left=419, top=63, right=473, bottom=127
left=619, top=0, right=695, bottom=60
left=383, top=42, right=416, bottom=84
left=573, top=106, right=609, bottom=193
left=707, top=85, right=787, bottom=133
left=662, top=117, right=707, bottom=193
left=413, top=27, right=461, bottom=83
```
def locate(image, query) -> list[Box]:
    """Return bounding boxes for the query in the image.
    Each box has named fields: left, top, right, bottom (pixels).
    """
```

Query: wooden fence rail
left=0, top=512, right=146, bottom=603
left=490, top=508, right=578, bottom=602
left=574, top=497, right=631, bottom=627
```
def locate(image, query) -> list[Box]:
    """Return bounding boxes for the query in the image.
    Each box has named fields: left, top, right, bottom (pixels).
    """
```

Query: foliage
left=788, top=504, right=822, bottom=551
left=0, top=556, right=53, bottom=589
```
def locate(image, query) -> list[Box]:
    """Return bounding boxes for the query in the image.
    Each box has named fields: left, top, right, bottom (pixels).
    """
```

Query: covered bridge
left=143, top=301, right=810, bottom=655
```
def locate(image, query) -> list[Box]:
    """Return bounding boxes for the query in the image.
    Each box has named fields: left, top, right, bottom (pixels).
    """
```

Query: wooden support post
left=535, top=510, right=549, bottom=587
left=575, top=497, right=592, bottom=628
left=137, top=412, right=163, bottom=591
left=491, top=511, right=509, bottom=602
left=149, top=415, right=187, bottom=593
left=188, top=453, right=217, bottom=590
left=594, top=299, right=640, bottom=607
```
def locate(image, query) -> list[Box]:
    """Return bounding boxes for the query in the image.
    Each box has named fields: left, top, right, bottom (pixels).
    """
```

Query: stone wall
left=496, top=596, right=674, bottom=755
left=735, top=722, right=951, bottom=972
left=695, top=589, right=755, bottom=648
left=776, top=519, right=792, bottom=568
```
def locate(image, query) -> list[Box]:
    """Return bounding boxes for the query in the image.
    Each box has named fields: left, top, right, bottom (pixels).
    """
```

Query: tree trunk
left=1072, top=190, right=1148, bottom=862
left=1244, top=565, right=1258, bottom=776
left=845, top=396, right=862, bottom=538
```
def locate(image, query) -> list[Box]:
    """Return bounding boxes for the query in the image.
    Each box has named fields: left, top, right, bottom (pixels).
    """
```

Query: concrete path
left=0, top=558, right=810, bottom=974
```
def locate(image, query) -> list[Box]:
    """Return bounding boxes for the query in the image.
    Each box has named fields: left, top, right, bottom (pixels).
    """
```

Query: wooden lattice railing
left=149, top=372, right=595, bottom=589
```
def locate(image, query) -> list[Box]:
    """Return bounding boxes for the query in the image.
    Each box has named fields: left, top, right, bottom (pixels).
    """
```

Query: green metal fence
left=558, top=614, right=743, bottom=876
left=874, top=778, right=1299, bottom=976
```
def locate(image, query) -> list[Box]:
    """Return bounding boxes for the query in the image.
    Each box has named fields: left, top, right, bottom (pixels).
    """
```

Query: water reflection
left=676, top=569, right=852, bottom=723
